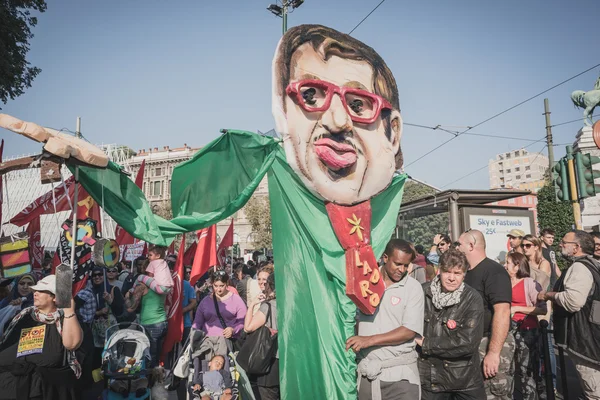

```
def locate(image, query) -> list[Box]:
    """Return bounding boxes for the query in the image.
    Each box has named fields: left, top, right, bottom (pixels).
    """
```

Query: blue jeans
left=143, top=321, right=168, bottom=367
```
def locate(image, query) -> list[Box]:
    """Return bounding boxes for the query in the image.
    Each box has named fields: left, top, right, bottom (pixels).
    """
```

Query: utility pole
left=544, top=98, right=555, bottom=173
left=566, top=145, right=582, bottom=229
left=282, top=1, right=288, bottom=34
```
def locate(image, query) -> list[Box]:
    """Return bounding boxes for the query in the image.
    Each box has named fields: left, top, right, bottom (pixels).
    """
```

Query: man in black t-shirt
left=458, top=229, right=514, bottom=400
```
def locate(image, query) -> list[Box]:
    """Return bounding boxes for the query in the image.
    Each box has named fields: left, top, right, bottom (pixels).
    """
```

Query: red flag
left=0, top=139, right=3, bottom=227
left=26, top=216, right=43, bottom=271
left=9, top=176, right=74, bottom=226
left=76, top=187, right=102, bottom=233
left=167, top=240, right=175, bottom=256
left=160, top=233, right=185, bottom=363
left=217, top=219, right=234, bottom=266
left=183, top=242, right=197, bottom=266
left=141, top=241, right=148, bottom=258
left=115, top=160, right=145, bottom=245
left=190, top=225, right=217, bottom=286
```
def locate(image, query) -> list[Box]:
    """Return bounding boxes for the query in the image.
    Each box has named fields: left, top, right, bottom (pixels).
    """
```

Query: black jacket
left=553, top=256, right=600, bottom=365
left=418, top=282, right=484, bottom=393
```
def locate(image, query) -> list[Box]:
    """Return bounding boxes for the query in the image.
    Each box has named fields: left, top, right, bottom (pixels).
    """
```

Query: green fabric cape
left=70, top=130, right=406, bottom=399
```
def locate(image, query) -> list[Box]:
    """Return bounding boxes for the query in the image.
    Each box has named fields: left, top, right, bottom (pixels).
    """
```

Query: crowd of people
left=348, top=228, right=600, bottom=400
left=0, top=227, right=597, bottom=399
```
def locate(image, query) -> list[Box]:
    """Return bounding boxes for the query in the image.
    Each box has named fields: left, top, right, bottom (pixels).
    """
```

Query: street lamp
left=266, top=0, right=304, bottom=35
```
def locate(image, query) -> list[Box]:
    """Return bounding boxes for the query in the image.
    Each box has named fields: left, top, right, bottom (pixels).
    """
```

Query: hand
left=415, top=336, right=424, bottom=346
left=193, top=384, right=201, bottom=391
left=251, top=293, right=266, bottom=306
left=537, top=291, right=547, bottom=302
left=9, top=298, right=23, bottom=306
left=103, top=291, right=113, bottom=305
left=222, top=327, right=234, bottom=339
left=101, top=307, right=109, bottom=316
left=433, top=234, right=442, bottom=245
left=483, top=352, right=500, bottom=379
left=345, top=335, right=373, bottom=352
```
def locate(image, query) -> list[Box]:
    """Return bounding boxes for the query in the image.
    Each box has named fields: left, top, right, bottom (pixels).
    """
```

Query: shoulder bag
left=236, top=302, right=278, bottom=375
left=213, top=294, right=237, bottom=352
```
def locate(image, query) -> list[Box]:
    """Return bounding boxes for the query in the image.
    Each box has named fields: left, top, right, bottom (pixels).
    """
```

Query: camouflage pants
left=514, top=329, right=547, bottom=400
left=478, top=333, right=515, bottom=400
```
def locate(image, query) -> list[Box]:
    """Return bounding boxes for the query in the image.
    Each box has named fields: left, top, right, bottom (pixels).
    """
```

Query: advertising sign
left=462, top=207, right=535, bottom=263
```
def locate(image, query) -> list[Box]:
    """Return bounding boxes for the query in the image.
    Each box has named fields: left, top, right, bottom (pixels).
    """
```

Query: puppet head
left=272, top=24, right=403, bottom=205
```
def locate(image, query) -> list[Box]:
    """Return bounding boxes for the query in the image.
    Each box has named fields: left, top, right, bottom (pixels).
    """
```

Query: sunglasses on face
left=521, top=243, right=533, bottom=249
left=92, top=273, right=103, bottom=278
left=107, top=269, right=118, bottom=273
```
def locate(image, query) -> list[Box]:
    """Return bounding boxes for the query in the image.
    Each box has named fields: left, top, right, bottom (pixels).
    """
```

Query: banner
left=9, top=176, right=74, bottom=227
left=26, top=216, right=43, bottom=271
left=119, top=242, right=146, bottom=262
left=58, top=218, right=98, bottom=294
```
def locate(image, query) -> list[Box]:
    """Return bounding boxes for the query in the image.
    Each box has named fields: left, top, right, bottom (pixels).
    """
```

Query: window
left=143, top=182, right=147, bottom=193
left=515, top=167, right=520, bottom=172
left=516, top=175, right=521, bottom=180
left=154, top=167, right=162, bottom=177
left=506, top=169, right=511, bottom=173
left=508, top=198, right=516, bottom=204
left=168, top=180, right=171, bottom=195
left=152, top=181, right=162, bottom=196
left=525, top=166, right=530, bottom=171
left=526, top=174, right=531, bottom=178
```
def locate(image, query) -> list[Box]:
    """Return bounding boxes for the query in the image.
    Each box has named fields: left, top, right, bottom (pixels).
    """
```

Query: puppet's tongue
left=314, top=138, right=357, bottom=171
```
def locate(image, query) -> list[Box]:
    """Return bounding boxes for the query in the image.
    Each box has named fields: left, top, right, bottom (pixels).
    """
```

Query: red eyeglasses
left=286, top=79, right=393, bottom=125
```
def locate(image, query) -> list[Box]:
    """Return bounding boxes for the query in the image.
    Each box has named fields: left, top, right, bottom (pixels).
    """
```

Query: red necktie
left=325, top=201, right=384, bottom=315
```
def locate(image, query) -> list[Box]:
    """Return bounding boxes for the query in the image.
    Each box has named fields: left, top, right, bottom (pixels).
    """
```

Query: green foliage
left=537, top=181, right=574, bottom=268
left=0, top=0, right=47, bottom=106
left=244, top=195, right=272, bottom=249
left=399, top=181, right=448, bottom=246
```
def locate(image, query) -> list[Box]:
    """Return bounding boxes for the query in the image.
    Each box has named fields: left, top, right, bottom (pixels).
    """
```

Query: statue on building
left=571, top=72, right=600, bottom=126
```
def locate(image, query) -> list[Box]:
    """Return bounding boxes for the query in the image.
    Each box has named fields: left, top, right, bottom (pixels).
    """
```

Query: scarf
left=0, top=275, right=36, bottom=310
left=430, top=276, right=464, bottom=310
left=0, top=306, right=81, bottom=378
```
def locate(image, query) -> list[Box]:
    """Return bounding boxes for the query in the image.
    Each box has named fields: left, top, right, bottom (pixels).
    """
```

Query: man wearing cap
left=106, top=264, right=124, bottom=290
left=507, top=229, right=525, bottom=254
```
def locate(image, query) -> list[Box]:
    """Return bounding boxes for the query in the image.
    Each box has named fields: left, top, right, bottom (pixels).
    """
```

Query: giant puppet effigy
left=0, top=25, right=406, bottom=399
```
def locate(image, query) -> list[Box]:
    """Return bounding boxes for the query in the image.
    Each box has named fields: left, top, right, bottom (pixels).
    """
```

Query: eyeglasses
left=286, top=79, right=393, bottom=125
left=464, top=229, right=477, bottom=245
left=92, top=273, right=103, bottom=278
left=107, top=269, right=118, bottom=273
left=438, top=242, right=448, bottom=247
left=560, top=240, right=578, bottom=246
left=521, top=243, right=533, bottom=249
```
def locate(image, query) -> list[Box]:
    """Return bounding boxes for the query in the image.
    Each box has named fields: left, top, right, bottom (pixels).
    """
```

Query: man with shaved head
left=458, top=229, right=513, bottom=400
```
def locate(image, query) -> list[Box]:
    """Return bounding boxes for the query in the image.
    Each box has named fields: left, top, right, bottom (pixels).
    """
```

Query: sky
left=2, top=0, right=600, bottom=190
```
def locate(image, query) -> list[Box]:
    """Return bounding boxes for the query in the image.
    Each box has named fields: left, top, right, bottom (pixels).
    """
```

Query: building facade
left=489, top=148, right=548, bottom=192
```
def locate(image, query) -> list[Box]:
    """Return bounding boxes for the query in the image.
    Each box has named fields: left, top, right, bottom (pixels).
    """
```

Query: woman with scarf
left=90, top=266, right=124, bottom=369
left=416, top=249, right=485, bottom=400
left=0, top=275, right=83, bottom=400
left=0, top=275, right=37, bottom=335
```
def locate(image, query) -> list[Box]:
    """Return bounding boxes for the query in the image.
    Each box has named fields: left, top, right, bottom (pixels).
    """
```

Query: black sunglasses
left=521, top=243, right=533, bottom=249
left=92, top=273, right=103, bottom=278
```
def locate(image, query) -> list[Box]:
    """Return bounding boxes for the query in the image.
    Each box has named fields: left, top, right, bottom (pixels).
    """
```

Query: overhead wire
left=348, top=0, right=387, bottom=35
left=405, top=122, right=544, bottom=142
left=405, top=62, right=600, bottom=168
left=550, top=114, right=600, bottom=128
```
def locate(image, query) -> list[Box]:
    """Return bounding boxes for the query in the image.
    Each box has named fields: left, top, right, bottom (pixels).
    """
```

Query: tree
left=537, top=181, right=574, bottom=269
left=399, top=181, right=449, bottom=246
left=244, top=195, right=272, bottom=249
left=152, top=200, right=173, bottom=220
left=0, top=0, right=47, bottom=106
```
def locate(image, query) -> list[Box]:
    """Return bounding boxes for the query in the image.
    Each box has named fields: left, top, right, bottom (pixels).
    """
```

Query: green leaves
left=0, top=0, right=47, bottom=106
left=537, top=181, right=574, bottom=269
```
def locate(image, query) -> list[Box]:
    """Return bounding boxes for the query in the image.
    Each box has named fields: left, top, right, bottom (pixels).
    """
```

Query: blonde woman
left=521, top=235, right=551, bottom=291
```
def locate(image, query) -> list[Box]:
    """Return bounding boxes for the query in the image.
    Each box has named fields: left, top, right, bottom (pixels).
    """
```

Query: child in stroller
left=190, top=354, right=233, bottom=400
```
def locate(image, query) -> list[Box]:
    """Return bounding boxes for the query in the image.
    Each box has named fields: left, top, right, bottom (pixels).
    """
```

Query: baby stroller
left=173, top=329, right=244, bottom=400
left=101, top=322, right=152, bottom=400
